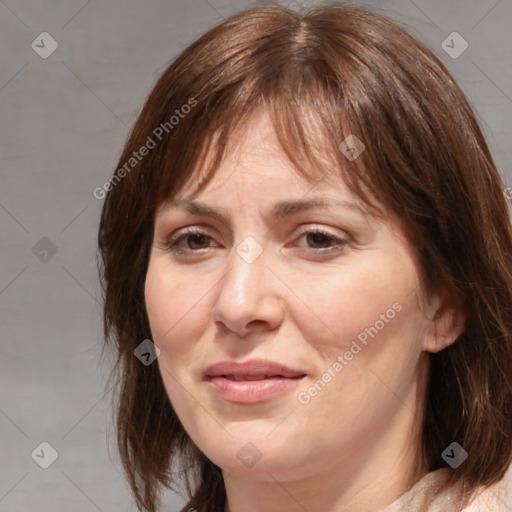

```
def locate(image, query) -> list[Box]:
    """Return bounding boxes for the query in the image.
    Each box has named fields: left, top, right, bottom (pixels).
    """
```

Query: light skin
left=144, top=108, right=466, bottom=512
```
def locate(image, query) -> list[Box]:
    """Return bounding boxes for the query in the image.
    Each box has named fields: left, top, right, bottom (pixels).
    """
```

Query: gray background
left=0, top=0, right=511, bottom=511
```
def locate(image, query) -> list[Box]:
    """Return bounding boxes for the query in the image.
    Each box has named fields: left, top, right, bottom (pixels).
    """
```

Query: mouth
left=222, top=374, right=302, bottom=381
left=205, top=359, right=307, bottom=404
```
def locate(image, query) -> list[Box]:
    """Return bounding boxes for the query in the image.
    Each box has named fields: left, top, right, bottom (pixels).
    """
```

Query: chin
left=196, top=425, right=305, bottom=476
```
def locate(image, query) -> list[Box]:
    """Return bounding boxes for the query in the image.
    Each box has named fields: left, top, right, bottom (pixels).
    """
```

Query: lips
left=205, top=359, right=306, bottom=404
left=205, top=359, right=305, bottom=379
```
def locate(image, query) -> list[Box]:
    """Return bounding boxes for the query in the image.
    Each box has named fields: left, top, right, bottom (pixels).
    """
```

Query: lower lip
left=208, top=376, right=305, bottom=404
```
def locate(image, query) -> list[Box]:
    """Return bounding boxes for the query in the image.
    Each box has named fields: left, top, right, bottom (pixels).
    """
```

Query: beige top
left=382, top=465, right=512, bottom=512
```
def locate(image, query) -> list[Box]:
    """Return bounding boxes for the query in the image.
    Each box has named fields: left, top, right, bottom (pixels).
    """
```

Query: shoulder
left=463, top=463, right=512, bottom=512
left=383, top=463, right=512, bottom=512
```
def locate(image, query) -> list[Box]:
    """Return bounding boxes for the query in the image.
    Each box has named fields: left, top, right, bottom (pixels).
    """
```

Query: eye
left=294, top=228, right=349, bottom=253
left=162, top=227, right=219, bottom=254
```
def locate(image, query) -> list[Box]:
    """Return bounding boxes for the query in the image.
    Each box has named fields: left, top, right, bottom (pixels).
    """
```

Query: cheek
left=144, top=260, right=211, bottom=412
left=293, top=259, right=428, bottom=420
left=293, top=258, right=415, bottom=355
left=144, top=259, right=210, bottom=352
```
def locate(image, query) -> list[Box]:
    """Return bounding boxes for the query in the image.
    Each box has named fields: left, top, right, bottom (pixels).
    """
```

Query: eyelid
left=292, top=224, right=350, bottom=241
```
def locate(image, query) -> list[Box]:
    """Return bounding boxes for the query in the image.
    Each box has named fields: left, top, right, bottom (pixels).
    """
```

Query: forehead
left=174, top=106, right=341, bottom=199
left=156, top=115, right=377, bottom=227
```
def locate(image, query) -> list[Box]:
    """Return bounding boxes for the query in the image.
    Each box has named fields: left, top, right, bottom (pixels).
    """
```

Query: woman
left=98, top=4, right=512, bottom=511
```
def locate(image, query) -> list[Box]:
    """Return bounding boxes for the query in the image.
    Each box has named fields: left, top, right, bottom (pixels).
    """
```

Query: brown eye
left=305, top=231, right=338, bottom=248
left=185, top=233, right=210, bottom=249
left=164, top=228, right=218, bottom=254
left=295, top=228, right=348, bottom=252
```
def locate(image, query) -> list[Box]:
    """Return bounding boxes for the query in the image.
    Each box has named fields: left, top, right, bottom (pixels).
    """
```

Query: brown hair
left=97, top=3, right=512, bottom=511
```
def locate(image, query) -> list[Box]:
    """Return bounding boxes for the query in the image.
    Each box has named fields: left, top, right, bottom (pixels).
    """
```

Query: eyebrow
left=158, top=197, right=368, bottom=223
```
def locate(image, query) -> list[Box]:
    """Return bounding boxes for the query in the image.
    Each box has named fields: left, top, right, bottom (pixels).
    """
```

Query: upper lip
left=205, top=358, right=306, bottom=379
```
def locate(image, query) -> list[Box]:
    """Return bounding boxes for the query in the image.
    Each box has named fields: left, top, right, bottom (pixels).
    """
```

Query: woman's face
left=144, top=109, right=445, bottom=484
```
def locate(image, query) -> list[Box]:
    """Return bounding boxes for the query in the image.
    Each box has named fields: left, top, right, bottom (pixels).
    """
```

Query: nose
left=211, top=240, right=285, bottom=337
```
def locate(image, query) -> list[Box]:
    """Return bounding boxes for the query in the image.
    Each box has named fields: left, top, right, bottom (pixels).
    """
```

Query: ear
left=423, top=292, right=467, bottom=354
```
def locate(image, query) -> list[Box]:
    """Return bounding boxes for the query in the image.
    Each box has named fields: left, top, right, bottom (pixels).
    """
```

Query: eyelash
left=161, top=226, right=349, bottom=256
